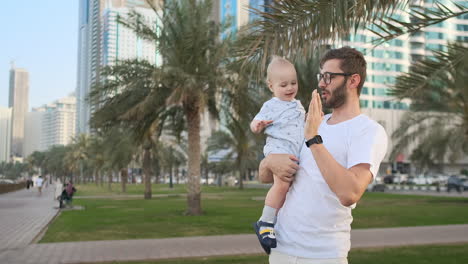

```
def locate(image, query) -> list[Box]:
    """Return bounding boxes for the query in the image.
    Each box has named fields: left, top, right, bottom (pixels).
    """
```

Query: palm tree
left=118, top=0, right=233, bottom=215
left=236, top=1, right=467, bottom=69
left=45, top=145, right=72, bottom=183
left=26, top=151, right=46, bottom=177
left=69, top=134, right=91, bottom=184
left=157, top=141, right=186, bottom=188
left=89, top=57, right=173, bottom=199
left=207, top=123, right=261, bottom=189
left=101, top=127, right=136, bottom=193
left=389, top=42, right=468, bottom=170
left=207, top=62, right=265, bottom=189
left=87, top=135, right=106, bottom=186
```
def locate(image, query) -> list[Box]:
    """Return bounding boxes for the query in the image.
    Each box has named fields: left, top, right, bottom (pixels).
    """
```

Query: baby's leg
left=265, top=174, right=291, bottom=210
left=254, top=174, right=291, bottom=251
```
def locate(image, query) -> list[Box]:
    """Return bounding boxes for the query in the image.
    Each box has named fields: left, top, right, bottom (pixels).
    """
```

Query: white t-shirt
left=273, top=114, right=388, bottom=259
left=35, top=178, right=44, bottom=187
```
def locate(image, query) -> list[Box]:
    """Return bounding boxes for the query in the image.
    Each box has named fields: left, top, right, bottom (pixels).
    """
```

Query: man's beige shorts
left=269, top=250, right=348, bottom=264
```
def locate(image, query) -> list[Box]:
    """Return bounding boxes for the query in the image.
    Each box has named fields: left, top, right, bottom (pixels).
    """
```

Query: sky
left=0, top=0, right=78, bottom=110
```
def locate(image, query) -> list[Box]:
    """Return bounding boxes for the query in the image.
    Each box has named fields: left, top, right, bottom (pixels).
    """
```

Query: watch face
left=315, top=135, right=323, bottom=144
left=306, top=135, right=323, bottom=147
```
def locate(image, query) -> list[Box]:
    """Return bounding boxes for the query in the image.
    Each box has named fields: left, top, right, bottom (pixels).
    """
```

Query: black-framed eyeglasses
left=317, top=72, right=355, bottom=85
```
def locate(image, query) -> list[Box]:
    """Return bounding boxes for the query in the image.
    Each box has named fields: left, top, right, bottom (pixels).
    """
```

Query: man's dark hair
left=319, top=47, right=367, bottom=95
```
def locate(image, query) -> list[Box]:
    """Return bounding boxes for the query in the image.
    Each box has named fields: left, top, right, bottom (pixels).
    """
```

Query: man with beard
left=258, top=47, right=388, bottom=264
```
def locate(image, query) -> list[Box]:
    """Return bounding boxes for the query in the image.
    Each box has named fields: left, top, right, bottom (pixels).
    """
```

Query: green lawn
left=41, top=188, right=468, bottom=243
left=74, top=183, right=243, bottom=197
left=92, top=243, right=468, bottom=264
left=352, top=192, right=468, bottom=228
left=41, top=187, right=266, bottom=242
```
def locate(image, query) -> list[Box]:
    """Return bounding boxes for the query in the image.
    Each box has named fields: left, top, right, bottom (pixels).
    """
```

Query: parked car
left=383, top=175, right=395, bottom=184
left=447, top=175, right=466, bottom=193
left=402, top=176, right=416, bottom=185
left=367, top=180, right=386, bottom=192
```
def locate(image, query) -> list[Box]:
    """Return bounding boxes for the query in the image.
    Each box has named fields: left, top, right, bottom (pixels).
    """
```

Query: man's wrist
left=305, top=130, right=318, bottom=139
left=305, top=135, right=323, bottom=147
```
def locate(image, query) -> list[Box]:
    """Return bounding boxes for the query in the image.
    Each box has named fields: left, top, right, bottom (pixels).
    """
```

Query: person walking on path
left=35, top=176, right=44, bottom=196
left=259, top=47, right=388, bottom=263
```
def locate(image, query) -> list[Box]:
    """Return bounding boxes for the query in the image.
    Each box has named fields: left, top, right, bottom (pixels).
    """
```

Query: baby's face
left=268, top=64, right=298, bottom=102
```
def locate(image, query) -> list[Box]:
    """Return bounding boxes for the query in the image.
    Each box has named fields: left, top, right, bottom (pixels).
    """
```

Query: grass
left=74, top=183, right=242, bottom=197
left=352, top=192, right=468, bottom=228
left=90, top=243, right=468, bottom=264
left=41, top=188, right=468, bottom=243
left=41, top=187, right=266, bottom=242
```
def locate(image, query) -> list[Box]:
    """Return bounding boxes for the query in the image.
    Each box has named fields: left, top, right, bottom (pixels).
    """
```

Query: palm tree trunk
left=154, top=160, right=160, bottom=184
left=216, top=173, right=220, bottom=187
left=169, top=165, right=174, bottom=189
left=120, top=168, right=128, bottom=193
left=184, top=98, right=202, bottom=215
left=94, top=169, right=99, bottom=186
left=99, top=170, right=104, bottom=187
left=238, top=159, right=244, bottom=190
left=107, top=172, right=112, bottom=191
left=143, top=148, right=152, bottom=199
left=204, top=164, right=208, bottom=185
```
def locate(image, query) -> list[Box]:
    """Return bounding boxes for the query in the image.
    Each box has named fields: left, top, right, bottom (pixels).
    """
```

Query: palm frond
left=391, top=108, right=466, bottom=169
left=371, top=2, right=468, bottom=45
left=235, top=0, right=403, bottom=71
left=390, top=42, right=468, bottom=115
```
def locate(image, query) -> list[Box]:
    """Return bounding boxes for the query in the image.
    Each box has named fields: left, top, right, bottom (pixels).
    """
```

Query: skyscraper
left=8, top=66, right=29, bottom=158
left=76, top=0, right=161, bottom=135
left=23, top=94, right=77, bottom=157
left=0, top=107, right=12, bottom=162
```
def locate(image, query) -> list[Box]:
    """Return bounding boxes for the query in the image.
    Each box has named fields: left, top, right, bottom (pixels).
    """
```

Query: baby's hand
left=250, top=120, right=273, bottom=133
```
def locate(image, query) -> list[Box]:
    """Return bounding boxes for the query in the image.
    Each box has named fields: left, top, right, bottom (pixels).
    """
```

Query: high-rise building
left=0, top=107, right=12, bottom=162
left=24, top=95, right=77, bottom=157
left=8, top=66, right=29, bottom=158
left=23, top=108, right=45, bottom=157
left=341, top=0, right=468, bottom=174
left=76, top=0, right=161, bottom=135
left=42, top=95, right=77, bottom=150
left=248, top=0, right=273, bottom=22
left=219, top=0, right=468, bottom=173
left=216, top=0, right=264, bottom=34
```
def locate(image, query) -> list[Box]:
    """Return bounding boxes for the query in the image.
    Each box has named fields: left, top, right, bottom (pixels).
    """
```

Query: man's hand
left=250, top=120, right=273, bottom=134
left=305, top=89, right=324, bottom=139
left=259, top=154, right=300, bottom=183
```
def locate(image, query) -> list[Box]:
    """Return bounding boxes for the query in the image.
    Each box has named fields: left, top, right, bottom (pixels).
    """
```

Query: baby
left=251, top=56, right=305, bottom=254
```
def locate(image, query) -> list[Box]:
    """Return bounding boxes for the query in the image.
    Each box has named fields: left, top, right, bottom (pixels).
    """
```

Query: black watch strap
left=305, top=135, right=323, bottom=147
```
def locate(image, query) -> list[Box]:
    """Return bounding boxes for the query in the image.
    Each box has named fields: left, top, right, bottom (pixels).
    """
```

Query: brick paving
left=0, top=184, right=58, bottom=250
left=1, top=186, right=468, bottom=264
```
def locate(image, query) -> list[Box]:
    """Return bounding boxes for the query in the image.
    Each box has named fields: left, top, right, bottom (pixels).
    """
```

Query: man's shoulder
left=350, top=115, right=387, bottom=136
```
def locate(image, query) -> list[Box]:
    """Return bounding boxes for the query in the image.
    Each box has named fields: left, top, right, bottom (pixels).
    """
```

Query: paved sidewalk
left=1, top=224, right=468, bottom=264
left=0, top=185, right=58, bottom=250
left=1, top=187, right=468, bottom=264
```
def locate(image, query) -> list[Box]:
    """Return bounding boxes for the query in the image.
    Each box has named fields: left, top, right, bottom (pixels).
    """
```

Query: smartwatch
left=305, top=135, right=323, bottom=147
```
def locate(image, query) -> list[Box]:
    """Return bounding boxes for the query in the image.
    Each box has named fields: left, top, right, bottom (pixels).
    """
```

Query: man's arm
left=258, top=154, right=300, bottom=183
left=309, top=144, right=372, bottom=206
left=305, top=90, right=373, bottom=206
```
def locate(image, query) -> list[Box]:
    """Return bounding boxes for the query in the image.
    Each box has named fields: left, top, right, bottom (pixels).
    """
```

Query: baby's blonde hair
left=266, top=55, right=295, bottom=83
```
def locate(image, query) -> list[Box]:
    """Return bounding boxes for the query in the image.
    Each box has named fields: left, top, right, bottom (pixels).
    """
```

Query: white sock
left=260, top=205, right=276, bottom=223
left=259, top=205, right=277, bottom=238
